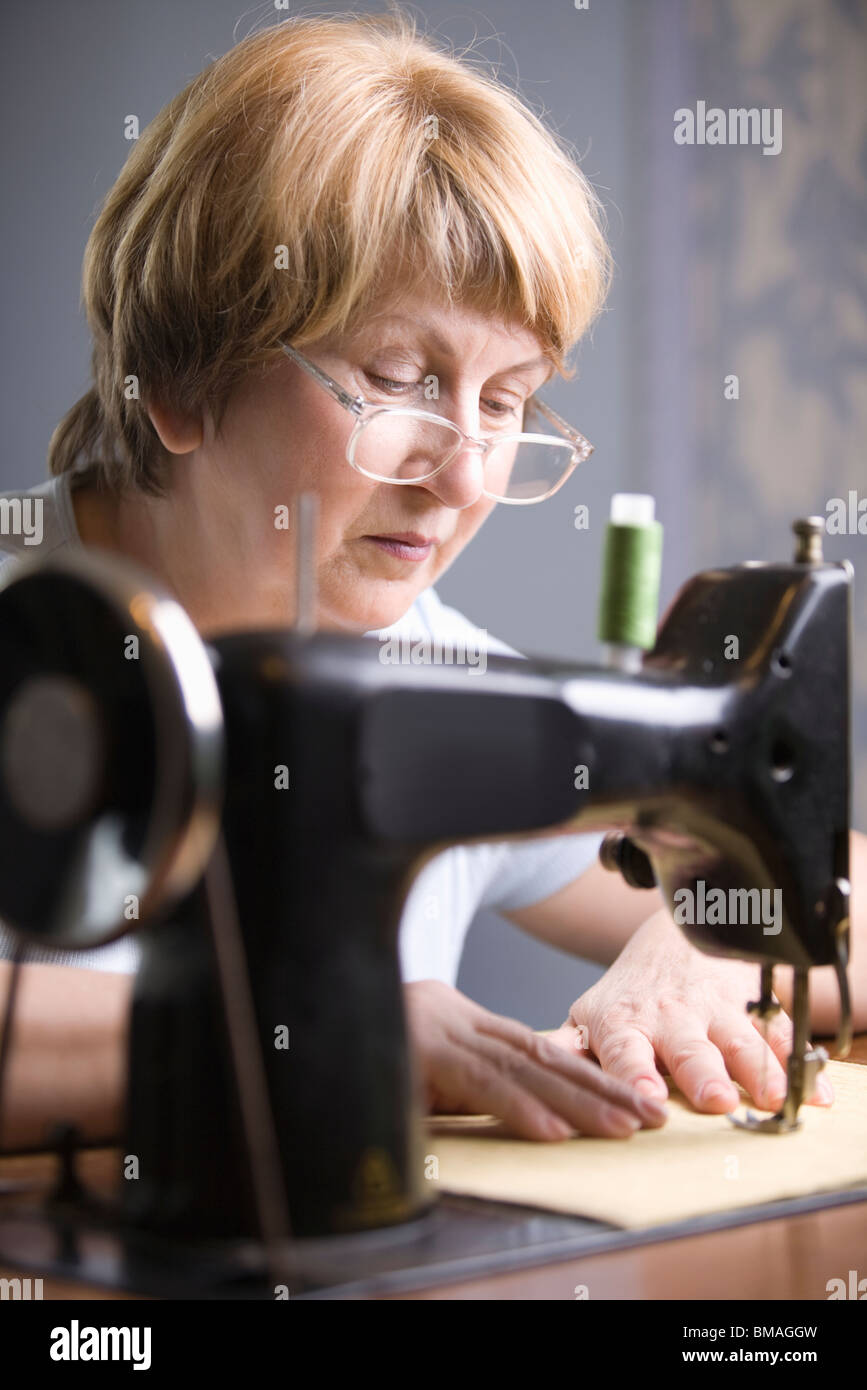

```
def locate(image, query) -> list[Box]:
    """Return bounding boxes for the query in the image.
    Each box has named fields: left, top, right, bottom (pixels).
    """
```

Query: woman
left=1, top=12, right=863, bottom=1151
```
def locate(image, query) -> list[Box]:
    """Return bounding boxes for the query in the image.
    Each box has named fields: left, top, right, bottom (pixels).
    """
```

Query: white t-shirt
left=0, top=474, right=602, bottom=981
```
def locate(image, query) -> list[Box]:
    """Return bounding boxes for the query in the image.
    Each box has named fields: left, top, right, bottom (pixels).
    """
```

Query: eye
left=481, top=396, right=527, bottom=427
left=366, top=372, right=418, bottom=393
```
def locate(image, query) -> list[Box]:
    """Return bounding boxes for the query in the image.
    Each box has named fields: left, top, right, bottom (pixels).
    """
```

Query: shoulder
left=375, top=586, right=523, bottom=659
left=0, top=474, right=78, bottom=570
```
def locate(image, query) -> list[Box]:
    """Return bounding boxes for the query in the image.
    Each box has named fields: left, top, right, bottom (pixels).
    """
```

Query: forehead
left=350, top=283, right=549, bottom=366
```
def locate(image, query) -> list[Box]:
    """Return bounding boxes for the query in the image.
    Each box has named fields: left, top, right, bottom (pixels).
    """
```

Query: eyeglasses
left=278, top=340, right=594, bottom=505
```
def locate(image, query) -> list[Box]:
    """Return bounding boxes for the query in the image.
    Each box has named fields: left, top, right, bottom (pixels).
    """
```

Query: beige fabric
left=426, top=1060, right=867, bottom=1229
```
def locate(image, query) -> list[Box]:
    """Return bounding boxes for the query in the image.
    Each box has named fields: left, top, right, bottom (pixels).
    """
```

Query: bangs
left=269, top=36, right=610, bottom=372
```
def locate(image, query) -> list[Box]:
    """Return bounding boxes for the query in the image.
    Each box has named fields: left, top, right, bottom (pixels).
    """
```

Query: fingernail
left=816, top=1076, right=833, bottom=1104
left=635, top=1077, right=666, bottom=1100
left=546, top=1116, right=574, bottom=1140
left=603, top=1105, right=641, bottom=1135
left=637, top=1095, right=668, bottom=1121
left=699, top=1082, right=735, bottom=1107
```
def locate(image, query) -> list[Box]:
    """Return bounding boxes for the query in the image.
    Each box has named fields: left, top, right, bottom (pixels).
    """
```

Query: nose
left=419, top=441, right=487, bottom=510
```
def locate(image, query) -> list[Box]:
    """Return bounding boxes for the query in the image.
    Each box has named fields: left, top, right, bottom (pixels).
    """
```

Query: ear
left=146, top=398, right=204, bottom=455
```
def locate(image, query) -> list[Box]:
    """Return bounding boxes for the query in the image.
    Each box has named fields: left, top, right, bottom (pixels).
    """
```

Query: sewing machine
left=0, top=515, right=851, bottom=1296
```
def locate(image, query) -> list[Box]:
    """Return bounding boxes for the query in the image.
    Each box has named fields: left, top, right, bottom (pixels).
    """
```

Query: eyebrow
left=367, top=315, right=553, bottom=375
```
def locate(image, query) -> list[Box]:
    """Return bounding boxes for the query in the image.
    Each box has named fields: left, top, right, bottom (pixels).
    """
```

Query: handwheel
left=0, top=547, right=224, bottom=950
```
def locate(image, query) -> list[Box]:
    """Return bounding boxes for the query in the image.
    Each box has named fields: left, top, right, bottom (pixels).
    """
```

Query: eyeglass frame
left=277, top=339, right=594, bottom=505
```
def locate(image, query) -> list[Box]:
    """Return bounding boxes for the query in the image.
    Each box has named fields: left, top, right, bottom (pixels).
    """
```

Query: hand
left=404, top=979, right=668, bottom=1141
left=547, top=909, right=835, bottom=1114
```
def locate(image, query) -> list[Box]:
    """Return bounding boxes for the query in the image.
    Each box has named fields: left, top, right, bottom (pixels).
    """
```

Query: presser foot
left=726, top=1043, right=828, bottom=1133
left=726, top=964, right=827, bottom=1134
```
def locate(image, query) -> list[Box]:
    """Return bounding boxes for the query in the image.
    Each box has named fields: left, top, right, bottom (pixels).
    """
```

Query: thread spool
left=597, top=494, right=663, bottom=667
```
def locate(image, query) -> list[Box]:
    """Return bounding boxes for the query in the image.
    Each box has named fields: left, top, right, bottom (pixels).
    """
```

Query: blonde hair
left=50, top=9, right=612, bottom=495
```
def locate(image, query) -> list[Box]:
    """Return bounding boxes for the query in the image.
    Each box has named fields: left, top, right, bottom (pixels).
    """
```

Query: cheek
left=226, top=367, right=353, bottom=491
left=239, top=390, right=370, bottom=534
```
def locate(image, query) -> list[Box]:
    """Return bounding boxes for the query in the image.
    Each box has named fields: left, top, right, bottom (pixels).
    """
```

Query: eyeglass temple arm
left=278, top=341, right=365, bottom=416
left=532, top=397, right=594, bottom=458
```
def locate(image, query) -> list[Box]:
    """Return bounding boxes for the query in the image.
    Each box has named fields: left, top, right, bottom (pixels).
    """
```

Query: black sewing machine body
left=0, top=535, right=852, bottom=1278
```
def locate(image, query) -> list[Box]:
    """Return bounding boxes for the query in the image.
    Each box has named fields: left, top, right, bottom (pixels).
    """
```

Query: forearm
left=504, top=856, right=665, bottom=966
left=0, top=961, right=132, bottom=1152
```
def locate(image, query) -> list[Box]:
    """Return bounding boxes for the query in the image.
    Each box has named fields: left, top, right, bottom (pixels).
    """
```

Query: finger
left=544, top=1023, right=595, bottom=1059
left=811, top=1068, right=834, bottom=1106
left=655, top=1021, right=741, bottom=1112
left=438, top=1038, right=583, bottom=1141
left=419, top=1032, right=570, bottom=1137
left=476, top=1015, right=611, bottom=1091
left=465, top=1030, right=655, bottom=1139
left=708, top=1013, right=788, bottom=1111
left=591, top=1024, right=670, bottom=1104
left=755, top=1013, right=834, bottom=1107
left=474, top=1013, right=667, bottom=1126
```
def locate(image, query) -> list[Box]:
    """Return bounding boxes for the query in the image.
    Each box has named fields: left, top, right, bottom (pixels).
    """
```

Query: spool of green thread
left=597, top=494, right=663, bottom=654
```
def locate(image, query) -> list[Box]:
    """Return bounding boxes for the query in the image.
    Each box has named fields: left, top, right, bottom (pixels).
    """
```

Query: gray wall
left=2, top=0, right=864, bottom=1027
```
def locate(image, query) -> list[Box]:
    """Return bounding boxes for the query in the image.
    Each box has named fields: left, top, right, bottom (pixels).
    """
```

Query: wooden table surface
left=2, top=1037, right=865, bottom=1301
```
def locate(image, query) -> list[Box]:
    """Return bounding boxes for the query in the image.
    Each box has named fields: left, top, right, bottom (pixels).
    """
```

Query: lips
left=376, top=532, right=438, bottom=546
left=364, top=532, right=440, bottom=562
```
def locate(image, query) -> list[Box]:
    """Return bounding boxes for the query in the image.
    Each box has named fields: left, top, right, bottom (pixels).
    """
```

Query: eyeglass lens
left=351, top=402, right=576, bottom=501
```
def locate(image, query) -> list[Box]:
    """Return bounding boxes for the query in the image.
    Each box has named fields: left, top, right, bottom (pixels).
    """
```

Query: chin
left=326, top=586, right=421, bottom=635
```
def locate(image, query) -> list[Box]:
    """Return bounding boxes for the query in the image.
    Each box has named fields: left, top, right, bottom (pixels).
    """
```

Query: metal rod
left=0, top=944, right=24, bottom=1152
left=202, top=834, right=293, bottom=1286
left=783, top=967, right=811, bottom=1125
left=295, top=492, right=319, bottom=634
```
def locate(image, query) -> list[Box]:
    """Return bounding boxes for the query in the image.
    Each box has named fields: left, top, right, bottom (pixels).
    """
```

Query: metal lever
left=599, top=832, right=657, bottom=889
